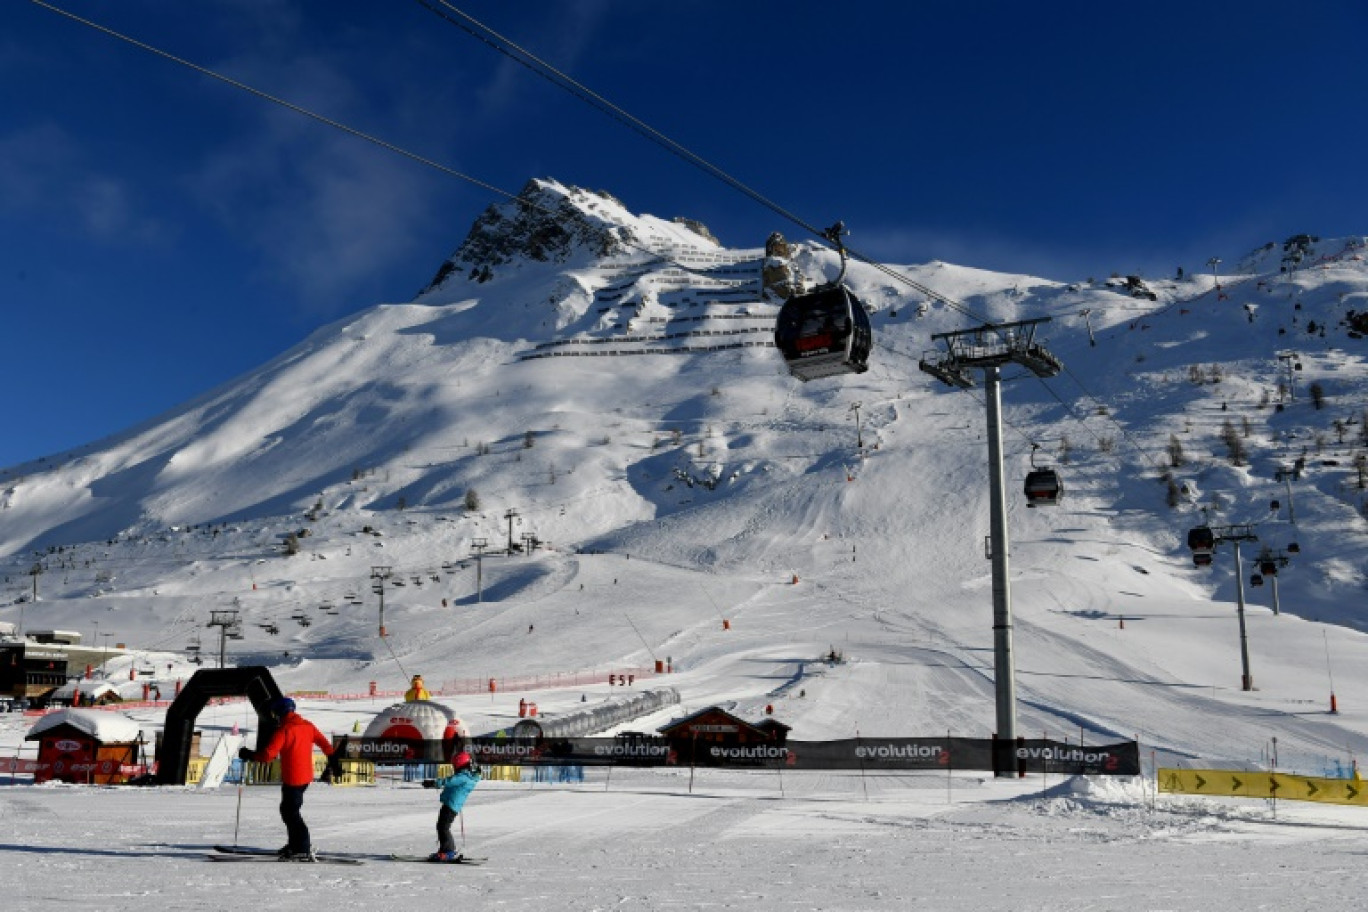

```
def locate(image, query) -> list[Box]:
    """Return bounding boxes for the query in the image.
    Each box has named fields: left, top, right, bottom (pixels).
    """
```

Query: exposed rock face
left=421, top=179, right=628, bottom=292
left=672, top=217, right=718, bottom=244
left=765, top=232, right=790, bottom=259
left=762, top=231, right=800, bottom=300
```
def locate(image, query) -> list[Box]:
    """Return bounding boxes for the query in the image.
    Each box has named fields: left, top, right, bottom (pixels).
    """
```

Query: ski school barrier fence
left=0, top=756, right=146, bottom=781
left=1158, top=767, right=1368, bottom=807
left=465, top=736, right=1141, bottom=775
left=331, top=735, right=1139, bottom=775
left=200, top=756, right=375, bottom=787
left=403, top=762, right=524, bottom=783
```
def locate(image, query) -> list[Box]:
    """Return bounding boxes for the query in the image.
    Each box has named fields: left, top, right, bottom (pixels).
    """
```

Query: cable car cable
left=26, top=1, right=745, bottom=290
left=37, top=0, right=994, bottom=332
left=408, top=1, right=997, bottom=327
left=34, top=2, right=1133, bottom=511
left=409, top=0, right=830, bottom=245
left=1032, top=368, right=1164, bottom=474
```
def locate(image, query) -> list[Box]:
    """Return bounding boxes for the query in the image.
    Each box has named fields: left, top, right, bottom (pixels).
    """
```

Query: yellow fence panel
left=483, top=765, right=522, bottom=782
left=1158, top=768, right=1368, bottom=807
left=430, top=762, right=518, bottom=782
left=331, top=759, right=376, bottom=786
left=234, top=756, right=374, bottom=786
left=186, top=757, right=209, bottom=784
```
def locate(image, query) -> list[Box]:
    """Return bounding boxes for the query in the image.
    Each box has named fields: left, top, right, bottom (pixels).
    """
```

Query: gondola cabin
left=1250, top=573, right=1264, bottom=587
left=1023, top=468, right=1062, bottom=507
left=1186, top=526, right=1216, bottom=553
left=774, top=285, right=872, bottom=381
left=1259, top=559, right=1279, bottom=577
left=1192, top=552, right=1213, bottom=567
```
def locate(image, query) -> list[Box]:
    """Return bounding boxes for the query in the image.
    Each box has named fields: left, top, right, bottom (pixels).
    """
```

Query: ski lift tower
left=207, top=609, right=242, bottom=670
left=1186, top=523, right=1260, bottom=690
left=370, top=566, right=393, bottom=637
left=919, top=318, right=1062, bottom=773
left=471, top=538, right=488, bottom=604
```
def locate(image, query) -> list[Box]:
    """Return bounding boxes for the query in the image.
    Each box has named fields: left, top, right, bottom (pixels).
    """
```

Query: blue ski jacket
left=435, top=767, right=479, bottom=812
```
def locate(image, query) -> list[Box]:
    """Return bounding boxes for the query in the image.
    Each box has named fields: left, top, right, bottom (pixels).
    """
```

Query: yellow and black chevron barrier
left=1159, top=767, right=1366, bottom=807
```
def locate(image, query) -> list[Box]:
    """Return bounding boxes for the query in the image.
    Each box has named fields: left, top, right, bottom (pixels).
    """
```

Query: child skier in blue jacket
left=425, top=751, right=480, bottom=861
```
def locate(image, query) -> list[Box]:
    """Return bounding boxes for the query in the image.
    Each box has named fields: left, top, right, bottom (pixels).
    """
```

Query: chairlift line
left=36, top=0, right=1001, bottom=341
left=26, top=0, right=739, bottom=290
left=37, top=0, right=1163, bottom=508
left=410, top=0, right=996, bottom=327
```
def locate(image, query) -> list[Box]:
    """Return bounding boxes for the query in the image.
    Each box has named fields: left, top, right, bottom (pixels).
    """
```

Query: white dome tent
left=354, top=701, right=469, bottom=770
left=360, top=700, right=468, bottom=742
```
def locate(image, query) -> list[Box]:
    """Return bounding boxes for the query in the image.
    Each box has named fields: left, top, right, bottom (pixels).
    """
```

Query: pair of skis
left=208, top=845, right=486, bottom=865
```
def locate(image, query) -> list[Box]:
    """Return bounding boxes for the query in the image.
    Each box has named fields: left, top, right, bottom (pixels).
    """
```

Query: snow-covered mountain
left=4, top=178, right=1368, bottom=773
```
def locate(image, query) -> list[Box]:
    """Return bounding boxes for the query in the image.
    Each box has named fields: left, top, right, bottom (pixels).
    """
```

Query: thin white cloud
left=0, top=123, right=166, bottom=245
left=184, top=48, right=443, bottom=310
left=466, top=2, right=614, bottom=122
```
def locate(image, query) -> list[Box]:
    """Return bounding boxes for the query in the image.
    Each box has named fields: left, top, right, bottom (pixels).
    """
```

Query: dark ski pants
left=280, top=784, right=311, bottom=852
left=437, top=805, right=458, bottom=854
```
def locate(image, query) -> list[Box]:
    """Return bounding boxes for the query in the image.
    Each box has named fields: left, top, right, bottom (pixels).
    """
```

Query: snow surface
left=3, top=185, right=1368, bottom=909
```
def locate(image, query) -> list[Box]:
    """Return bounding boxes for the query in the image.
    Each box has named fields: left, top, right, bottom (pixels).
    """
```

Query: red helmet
left=452, top=751, right=472, bottom=770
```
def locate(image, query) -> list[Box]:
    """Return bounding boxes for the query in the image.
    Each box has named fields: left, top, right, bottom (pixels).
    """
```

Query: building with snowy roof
left=25, top=707, right=146, bottom=784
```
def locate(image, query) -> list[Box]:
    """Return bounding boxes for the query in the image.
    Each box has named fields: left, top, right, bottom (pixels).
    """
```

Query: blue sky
left=3, top=0, right=1366, bottom=470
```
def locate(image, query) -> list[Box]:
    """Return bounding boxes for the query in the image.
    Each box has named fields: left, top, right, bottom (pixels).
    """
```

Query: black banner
left=336, top=736, right=451, bottom=764
left=333, top=735, right=1139, bottom=776
left=1011, top=739, right=1140, bottom=775
left=459, top=736, right=1140, bottom=776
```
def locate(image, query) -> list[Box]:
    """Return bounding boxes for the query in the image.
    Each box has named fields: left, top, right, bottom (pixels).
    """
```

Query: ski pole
left=233, top=774, right=245, bottom=845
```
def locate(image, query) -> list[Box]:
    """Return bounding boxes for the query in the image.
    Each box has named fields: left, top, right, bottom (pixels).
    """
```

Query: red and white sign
left=0, top=756, right=42, bottom=773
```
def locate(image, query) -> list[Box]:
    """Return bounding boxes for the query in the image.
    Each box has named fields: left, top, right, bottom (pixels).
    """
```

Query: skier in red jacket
left=240, top=697, right=340, bottom=861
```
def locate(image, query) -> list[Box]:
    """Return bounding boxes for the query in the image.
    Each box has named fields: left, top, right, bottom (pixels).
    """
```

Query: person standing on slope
left=239, top=697, right=341, bottom=861
left=423, top=750, right=481, bottom=862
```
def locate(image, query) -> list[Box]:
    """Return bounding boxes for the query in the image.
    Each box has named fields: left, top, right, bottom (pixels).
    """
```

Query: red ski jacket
left=254, top=712, right=334, bottom=786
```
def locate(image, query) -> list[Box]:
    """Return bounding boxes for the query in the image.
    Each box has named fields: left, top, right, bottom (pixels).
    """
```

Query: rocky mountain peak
left=419, top=179, right=628, bottom=292
left=420, top=178, right=724, bottom=295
